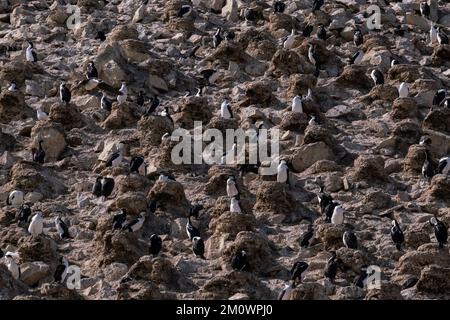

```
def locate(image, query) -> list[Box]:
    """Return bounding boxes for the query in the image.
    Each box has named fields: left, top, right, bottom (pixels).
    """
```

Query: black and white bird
left=226, top=175, right=240, bottom=197
left=33, top=140, right=45, bottom=164
left=277, top=160, right=289, bottom=185
left=283, top=29, right=296, bottom=50
left=317, top=185, right=333, bottom=215
left=291, top=261, right=309, bottom=284
left=419, top=135, right=432, bottom=146
left=117, top=81, right=127, bottom=104
left=6, top=190, right=24, bottom=208
left=130, top=156, right=146, bottom=175
left=291, top=95, right=303, bottom=113
left=422, top=149, right=435, bottom=182
left=312, top=0, right=324, bottom=11
left=420, top=2, right=430, bottom=19
left=244, top=8, right=259, bottom=22
left=149, top=234, right=162, bottom=256
left=105, top=142, right=125, bottom=167
left=231, top=250, right=249, bottom=271
left=354, top=29, right=363, bottom=47
left=343, top=230, right=358, bottom=249
left=300, top=224, right=314, bottom=247
left=36, top=106, right=48, bottom=121
left=324, top=251, right=338, bottom=282
left=17, top=204, right=32, bottom=223
left=55, top=215, right=70, bottom=239
left=220, top=98, right=233, bottom=119
left=28, top=211, right=44, bottom=236
left=122, top=212, right=146, bottom=232
left=371, top=69, right=384, bottom=86
left=186, top=215, right=200, bottom=240
left=273, top=1, right=285, bottom=13
left=430, top=23, right=438, bottom=44
left=192, top=236, right=205, bottom=259
left=101, top=92, right=112, bottom=111
left=303, top=24, right=313, bottom=37
left=437, top=156, right=450, bottom=175
left=437, top=27, right=449, bottom=45
left=92, top=176, right=115, bottom=200
left=429, top=216, right=448, bottom=248
left=177, top=4, right=192, bottom=18
left=390, top=219, right=404, bottom=251
left=189, top=204, right=204, bottom=219
left=278, top=281, right=296, bottom=300
left=161, top=106, right=174, bottom=124
left=331, top=205, right=344, bottom=225
left=8, top=81, right=17, bottom=92
left=213, top=27, right=223, bottom=48
left=112, top=209, right=127, bottom=230
left=347, top=50, right=363, bottom=65
left=354, top=268, right=369, bottom=288
left=4, top=254, right=21, bottom=279
left=317, top=24, right=327, bottom=40
left=398, top=82, right=409, bottom=98
left=95, top=30, right=106, bottom=41
left=444, top=98, right=450, bottom=108
left=59, top=83, right=71, bottom=104
left=54, top=257, right=69, bottom=283
left=86, top=61, right=98, bottom=79
left=391, top=59, right=399, bottom=68
left=26, top=41, right=37, bottom=62
left=224, top=30, right=235, bottom=41
left=308, top=44, right=319, bottom=67
left=432, top=89, right=446, bottom=106
left=143, top=95, right=160, bottom=116
left=230, top=196, right=245, bottom=214
left=324, top=201, right=338, bottom=222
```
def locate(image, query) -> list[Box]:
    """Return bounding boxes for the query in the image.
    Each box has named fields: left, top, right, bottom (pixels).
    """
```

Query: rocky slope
left=0, top=0, right=450, bottom=300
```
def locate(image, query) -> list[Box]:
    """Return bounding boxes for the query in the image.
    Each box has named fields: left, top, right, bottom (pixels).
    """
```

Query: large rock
left=0, top=90, right=25, bottom=123
left=390, top=98, right=418, bottom=121
left=147, top=180, right=190, bottom=217
left=350, top=155, right=388, bottom=183
left=416, top=265, right=450, bottom=294
left=30, top=122, right=67, bottom=162
left=291, top=142, right=334, bottom=172
left=20, top=261, right=51, bottom=286
left=422, top=108, right=450, bottom=135
left=403, top=144, right=427, bottom=174
left=49, top=102, right=84, bottom=130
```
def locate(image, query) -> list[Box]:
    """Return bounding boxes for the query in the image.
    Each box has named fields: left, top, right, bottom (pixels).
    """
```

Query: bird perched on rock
left=398, top=82, right=409, bottom=98
left=429, top=216, right=448, bottom=248
left=112, top=209, right=127, bottom=230
left=324, top=251, right=338, bottom=282
left=149, top=234, right=162, bottom=256
left=437, top=156, right=450, bottom=175
left=28, top=211, right=44, bottom=236
left=92, top=176, right=115, bottom=200
left=312, top=0, right=324, bottom=11
left=283, top=29, right=296, bottom=50
left=273, top=1, right=285, bottom=13
left=422, top=149, right=435, bottom=182
left=101, top=92, right=112, bottom=111
left=86, top=61, right=98, bottom=79
left=371, top=69, right=384, bottom=86
left=220, top=98, right=233, bottom=119
left=390, top=219, right=404, bottom=250
left=177, top=4, right=192, bottom=18
left=347, top=50, right=363, bottom=65
left=437, top=27, right=449, bottom=45
left=59, top=83, right=71, bottom=104
left=212, top=27, right=223, bottom=48
left=117, top=81, right=128, bottom=104
left=291, top=261, right=309, bottom=284
left=343, top=230, right=358, bottom=249
left=354, top=29, right=363, bottom=46
left=317, top=185, right=333, bottom=215
left=26, top=41, right=37, bottom=62
left=317, top=24, right=327, bottom=40
left=420, top=2, right=430, bottom=19
left=432, top=89, right=446, bottom=106
left=54, top=257, right=69, bottom=283
left=122, top=212, right=146, bottom=232
left=129, top=156, right=146, bottom=175
left=55, top=215, right=70, bottom=239
left=105, top=142, right=125, bottom=167
left=6, top=190, right=24, bottom=208
left=17, top=204, right=32, bottom=224
left=32, top=140, right=45, bottom=164
left=192, top=236, right=205, bottom=259
left=300, top=224, right=314, bottom=247
left=186, top=215, right=200, bottom=240
left=231, top=250, right=249, bottom=271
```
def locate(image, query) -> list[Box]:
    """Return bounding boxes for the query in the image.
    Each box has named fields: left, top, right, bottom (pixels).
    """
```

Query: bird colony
left=1, top=0, right=450, bottom=300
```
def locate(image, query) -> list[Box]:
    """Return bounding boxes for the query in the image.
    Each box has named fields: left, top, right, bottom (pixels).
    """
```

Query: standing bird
left=177, top=4, right=192, bottom=18
left=149, top=234, right=162, bottom=256
left=117, top=81, right=127, bottom=104
left=277, top=160, right=289, bottom=185
left=4, top=254, right=21, bottom=279
left=324, top=251, right=338, bottom=282
left=422, top=149, right=435, bottom=182
left=419, top=135, right=432, bottom=146
left=26, top=41, right=37, bottom=62
left=291, top=261, right=309, bottom=284
left=161, top=106, right=173, bottom=125
left=432, top=89, right=446, bottom=106
left=278, top=281, right=296, bottom=300
left=28, top=212, right=44, bottom=236
left=343, top=230, right=358, bottom=249
left=354, top=268, right=369, bottom=288
left=324, top=201, right=338, bottom=222
left=144, top=95, right=160, bottom=116
left=230, top=196, right=244, bottom=214
left=17, top=204, right=32, bottom=224
left=212, top=27, right=223, bottom=48
left=130, top=156, right=146, bottom=175
left=398, top=82, right=409, bottom=98
left=390, top=219, right=404, bottom=251
left=430, top=217, right=448, bottom=248
left=371, top=69, right=384, bottom=86
left=186, top=215, right=200, bottom=240
left=105, top=142, right=125, bottom=167
left=308, top=44, right=319, bottom=67
left=317, top=186, right=333, bottom=215
left=33, top=140, right=45, bottom=164
left=437, top=27, right=449, bottom=45
left=226, top=175, right=240, bottom=197
left=55, top=215, right=70, bottom=239
left=59, top=83, right=71, bottom=104
left=391, top=59, right=399, bottom=68
left=101, top=92, right=112, bottom=111
left=92, top=176, right=115, bottom=200
left=300, top=224, right=314, bottom=247
left=8, top=81, right=17, bottom=92
left=317, top=24, right=327, bottom=40
left=312, top=0, right=324, bottom=11
left=220, top=98, right=233, bottom=119
left=231, top=250, right=249, bottom=271
left=273, top=1, right=285, bottom=13
left=420, top=2, right=430, bottom=19
left=354, top=29, right=363, bottom=46
left=112, top=209, right=127, bottom=230
left=36, top=106, right=48, bottom=121
left=136, top=91, right=145, bottom=107
left=291, top=95, right=303, bottom=113
left=303, top=24, right=313, bottom=37
left=331, top=205, right=344, bottom=225
left=86, top=61, right=98, bottom=79
left=347, top=50, right=363, bottom=65
left=54, top=257, right=69, bottom=283
left=283, top=29, right=296, bottom=50
left=192, top=237, right=205, bottom=259
left=189, top=204, right=204, bottom=219
left=437, top=156, right=450, bottom=175
left=6, top=190, right=24, bottom=208
left=121, top=212, right=146, bottom=232
left=430, top=23, right=438, bottom=44
left=95, top=30, right=106, bottom=41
